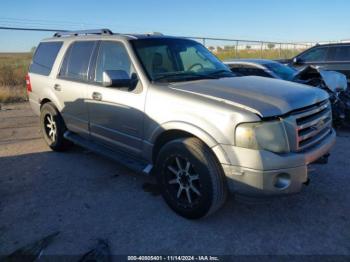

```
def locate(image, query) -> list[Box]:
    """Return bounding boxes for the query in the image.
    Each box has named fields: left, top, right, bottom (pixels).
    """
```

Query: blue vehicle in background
left=224, top=59, right=297, bottom=81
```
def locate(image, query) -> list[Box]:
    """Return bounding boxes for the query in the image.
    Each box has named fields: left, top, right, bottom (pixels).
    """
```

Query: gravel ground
left=0, top=102, right=349, bottom=257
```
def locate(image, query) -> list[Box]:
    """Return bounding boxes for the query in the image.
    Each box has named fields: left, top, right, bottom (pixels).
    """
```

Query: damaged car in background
left=225, top=59, right=350, bottom=127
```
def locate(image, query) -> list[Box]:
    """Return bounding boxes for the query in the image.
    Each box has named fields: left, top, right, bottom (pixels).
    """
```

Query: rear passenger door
left=55, top=41, right=97, bottom=138
left=87, top=41, right=146, bottom=156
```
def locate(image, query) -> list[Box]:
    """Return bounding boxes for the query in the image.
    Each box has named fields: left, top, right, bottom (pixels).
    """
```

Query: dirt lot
left=0, top=102, right=349, bottom=257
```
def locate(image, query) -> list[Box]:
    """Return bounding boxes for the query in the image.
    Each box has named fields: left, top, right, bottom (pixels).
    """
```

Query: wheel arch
left=40, top=98, right=52, bottom=108
left=38, top=85, right=63, bottom=112
left=150, top=122, right=229, bottom=165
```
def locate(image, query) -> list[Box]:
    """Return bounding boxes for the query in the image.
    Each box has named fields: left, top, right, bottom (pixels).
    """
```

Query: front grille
left=292, top=100, right=332, bottom=151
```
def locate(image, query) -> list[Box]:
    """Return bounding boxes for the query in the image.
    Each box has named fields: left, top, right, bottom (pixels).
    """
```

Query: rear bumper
left=220, top=129, right=336, bottom=196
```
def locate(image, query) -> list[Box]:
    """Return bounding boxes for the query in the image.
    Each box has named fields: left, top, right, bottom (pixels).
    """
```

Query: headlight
left=235, top=120, right=289, bottom=153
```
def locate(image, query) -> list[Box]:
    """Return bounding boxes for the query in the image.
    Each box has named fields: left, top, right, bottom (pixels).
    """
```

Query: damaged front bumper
left=220, top=129, right=336, bottom=196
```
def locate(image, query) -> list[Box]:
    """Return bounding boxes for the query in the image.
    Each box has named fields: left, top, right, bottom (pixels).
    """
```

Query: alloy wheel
left=165, top=156, right=202, bottom=207
left=44, top=114, right=57, bottom=143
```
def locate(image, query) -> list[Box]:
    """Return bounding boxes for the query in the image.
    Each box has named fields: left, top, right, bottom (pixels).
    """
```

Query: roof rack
left=53, top=29, right=113, bottom=37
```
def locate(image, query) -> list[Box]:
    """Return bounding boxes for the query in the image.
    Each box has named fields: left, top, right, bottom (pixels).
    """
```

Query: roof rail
left=53, top=29, right=113, bottom=37
left=145, top=32, right=163, bottom=36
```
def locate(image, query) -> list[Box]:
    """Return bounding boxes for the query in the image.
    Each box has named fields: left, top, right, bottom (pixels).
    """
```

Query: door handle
left=53, top=84, right=61, bottom=91
left=92, top=92, right=102, bottom=101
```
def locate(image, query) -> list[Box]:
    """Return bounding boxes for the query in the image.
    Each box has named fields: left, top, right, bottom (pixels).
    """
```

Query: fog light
left=274, top=173, right=291, bottom=190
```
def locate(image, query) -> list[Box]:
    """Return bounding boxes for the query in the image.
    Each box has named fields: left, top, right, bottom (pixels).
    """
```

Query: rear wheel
left=156, top=137, right=228, bottom=219
left=40, top=102, right=71, bottom=151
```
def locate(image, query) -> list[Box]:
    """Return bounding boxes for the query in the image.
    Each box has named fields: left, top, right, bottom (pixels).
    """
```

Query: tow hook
left=313, top=153, right=330, bottom=164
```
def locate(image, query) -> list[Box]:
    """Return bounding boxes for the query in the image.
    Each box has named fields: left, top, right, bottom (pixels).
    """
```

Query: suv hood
left=171, top=76, right=329, bottom=118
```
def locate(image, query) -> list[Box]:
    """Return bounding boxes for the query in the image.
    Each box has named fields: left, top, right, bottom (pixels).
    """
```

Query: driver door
left=87, top=41, right=146, bottom=156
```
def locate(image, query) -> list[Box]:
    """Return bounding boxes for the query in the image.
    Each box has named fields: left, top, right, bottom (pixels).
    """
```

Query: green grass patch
left=214, top=48, right=304, bottom=61
left=0, top=53, right=32, bottom=103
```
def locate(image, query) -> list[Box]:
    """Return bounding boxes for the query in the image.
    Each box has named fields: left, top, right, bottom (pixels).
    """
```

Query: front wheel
left=156, top=137, right=228, bottom=219
left=40, top=102, right=71, bottom=151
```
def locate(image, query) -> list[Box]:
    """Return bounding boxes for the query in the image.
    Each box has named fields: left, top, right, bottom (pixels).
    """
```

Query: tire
left=155, top=137, right=228, bottom=219
left=40, top=102, right=71, bottom=151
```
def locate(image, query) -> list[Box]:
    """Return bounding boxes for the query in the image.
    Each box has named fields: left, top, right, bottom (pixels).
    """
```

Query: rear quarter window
left=29, top=42, right=63, bottom=76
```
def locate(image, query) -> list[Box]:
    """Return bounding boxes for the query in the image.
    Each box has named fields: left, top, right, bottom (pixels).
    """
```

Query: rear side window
left=59, top=41, right=96, bottom=81
left=29, top=42, right=63, bottom=76
left=327, top=46, right=350, bottom=61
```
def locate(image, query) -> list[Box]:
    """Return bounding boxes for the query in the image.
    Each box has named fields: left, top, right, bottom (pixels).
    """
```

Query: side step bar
left=64, top=131, right=153, bottom=175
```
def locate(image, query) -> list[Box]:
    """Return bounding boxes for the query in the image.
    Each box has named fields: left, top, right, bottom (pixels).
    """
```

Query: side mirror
left=293, top=57, right=300, bottom=65
left=102, top=70, right=135, bottom=88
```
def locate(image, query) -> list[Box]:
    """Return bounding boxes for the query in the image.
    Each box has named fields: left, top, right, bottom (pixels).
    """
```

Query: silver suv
left=27, top=29, right=336, bottom=219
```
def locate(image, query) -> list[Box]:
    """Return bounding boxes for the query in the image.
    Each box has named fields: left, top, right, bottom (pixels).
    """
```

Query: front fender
left=149, top=121, right=230, bottom=165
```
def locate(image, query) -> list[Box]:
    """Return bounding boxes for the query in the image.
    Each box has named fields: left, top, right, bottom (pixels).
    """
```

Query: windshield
left=131, top=38, right=235, bottom=82
left=264, top=62, right=296, bottom=81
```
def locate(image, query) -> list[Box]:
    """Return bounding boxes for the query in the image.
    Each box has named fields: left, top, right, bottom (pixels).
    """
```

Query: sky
left=1, top=0, right=350, bottom=52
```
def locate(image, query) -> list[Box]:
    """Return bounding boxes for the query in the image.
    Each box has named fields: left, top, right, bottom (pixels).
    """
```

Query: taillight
left=25, top=73, right=32, bottom=92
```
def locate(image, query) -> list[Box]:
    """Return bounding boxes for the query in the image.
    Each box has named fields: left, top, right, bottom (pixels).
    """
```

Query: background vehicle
left=295, top=66, right=350, bottom=127
left=225, top=59, right=350, bottom=127
left=224, top=59, right=297, bottom=80
left=279, top=43, right=350, bottom=86
left=27, top=29, right=335, bottom=219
